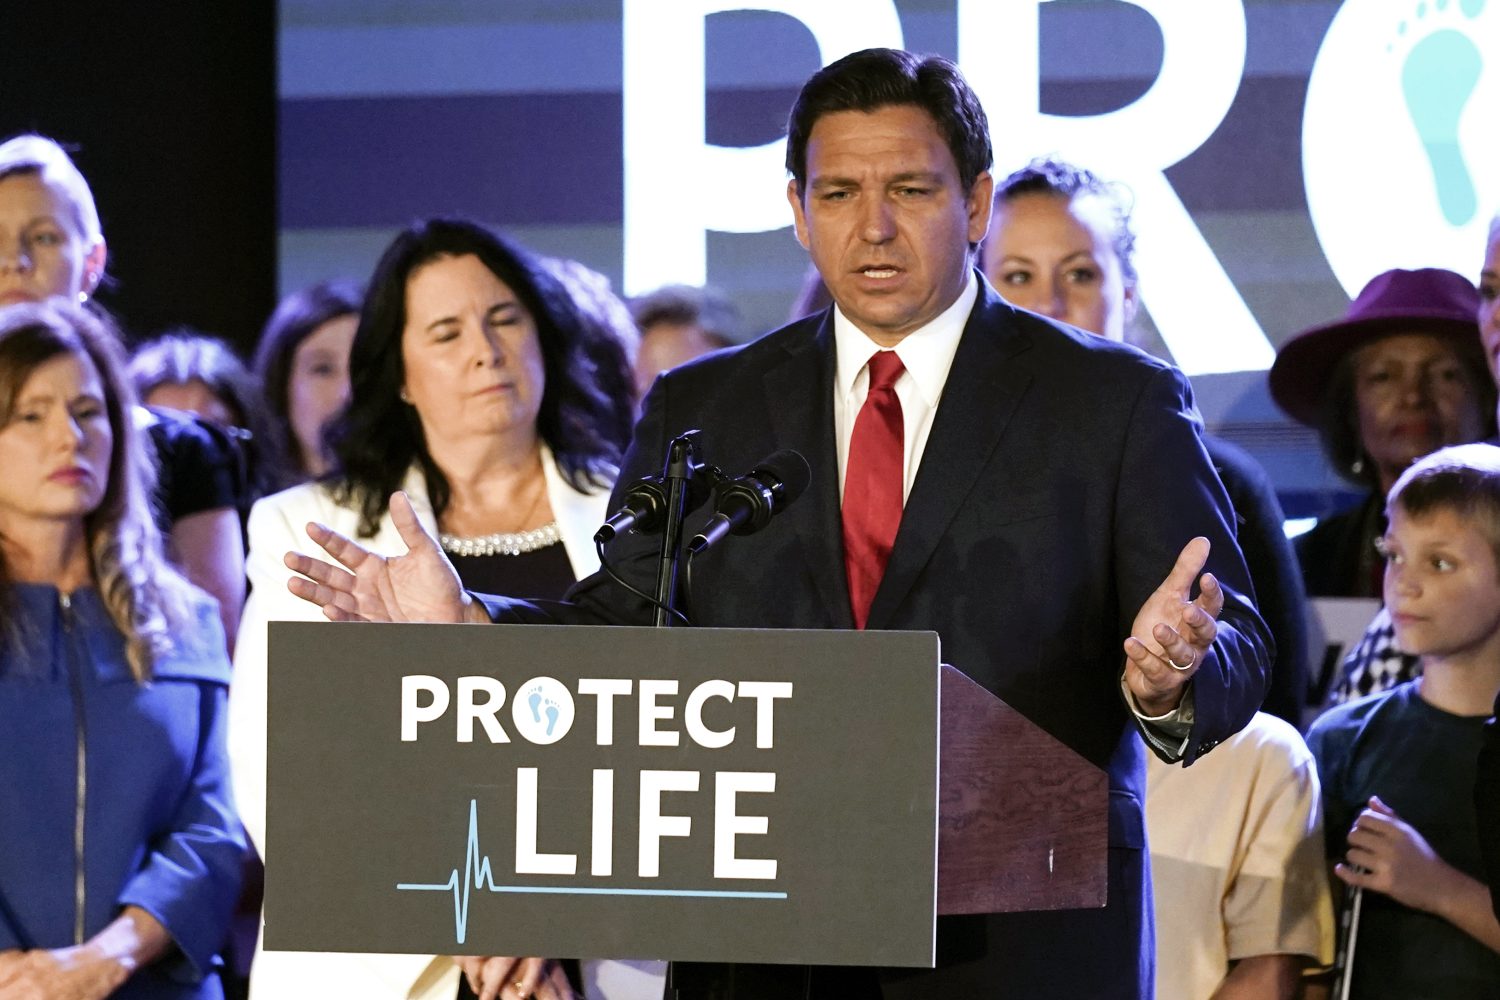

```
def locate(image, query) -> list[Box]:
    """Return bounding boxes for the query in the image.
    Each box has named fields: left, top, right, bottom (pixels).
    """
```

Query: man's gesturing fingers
left=1160, top=536, right=1212, bottom=601
left=284, top=549, right=369, bottom=620
left=1196, top=570, right=1224, bottom=613
left=305, top=519, right=376, bottom=570
left=389, top=490, right=439, bottom=554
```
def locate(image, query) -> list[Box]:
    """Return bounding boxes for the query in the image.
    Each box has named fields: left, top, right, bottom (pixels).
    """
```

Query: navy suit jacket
left=486, top=279, right=1272, bottom=996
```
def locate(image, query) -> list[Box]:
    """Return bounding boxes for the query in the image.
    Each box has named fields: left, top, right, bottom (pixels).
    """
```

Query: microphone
left=594, top=477, right=672, bottom=544
left=686, top=450, right=812, bottom=554
left=594, top=462, right=719, bottom=544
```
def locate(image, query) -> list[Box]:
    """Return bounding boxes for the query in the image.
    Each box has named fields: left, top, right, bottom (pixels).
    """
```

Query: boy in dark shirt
left=1309, top=444, right=1500, bottom=998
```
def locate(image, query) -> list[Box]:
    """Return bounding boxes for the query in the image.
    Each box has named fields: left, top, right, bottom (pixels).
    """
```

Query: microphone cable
left=595, top=536, right=692, bottom=627
left=683, top=543, right=701, bottom=627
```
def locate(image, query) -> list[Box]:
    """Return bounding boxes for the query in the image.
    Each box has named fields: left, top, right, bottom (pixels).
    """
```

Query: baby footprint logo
left=510, top=676, right=575, bottom=744
left=1393, top=0, right=1487, bottom=226
left=1304, top=0, right=1497, bottom=296
left=530, top=687, right=561, bottom=737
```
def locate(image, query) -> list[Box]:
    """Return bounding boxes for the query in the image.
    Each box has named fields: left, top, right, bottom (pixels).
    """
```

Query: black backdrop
left=2, top=1, right=276, bottom=355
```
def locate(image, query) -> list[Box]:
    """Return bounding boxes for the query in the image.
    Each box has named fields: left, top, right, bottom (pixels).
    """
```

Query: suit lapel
left=761, top=312, right=854, bottom=629
left=864, top=289, right=1035, bottom=631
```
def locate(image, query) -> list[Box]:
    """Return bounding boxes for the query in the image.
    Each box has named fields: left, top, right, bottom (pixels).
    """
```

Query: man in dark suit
left=288, top=48, right=1271, bottom=999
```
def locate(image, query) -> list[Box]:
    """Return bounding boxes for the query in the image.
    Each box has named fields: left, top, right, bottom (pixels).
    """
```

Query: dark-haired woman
left=251, top=280, right=361, bottom=487
left=228, top=219, right=641, bottom=1000
left=0, top=300, right=243, bottom=999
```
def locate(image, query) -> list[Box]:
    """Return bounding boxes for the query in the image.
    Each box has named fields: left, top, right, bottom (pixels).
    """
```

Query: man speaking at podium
left=285, top=48, right=1271, bottom=1000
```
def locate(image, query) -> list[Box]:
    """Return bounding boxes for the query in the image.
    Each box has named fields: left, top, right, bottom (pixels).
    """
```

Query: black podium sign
left=264, top=622, right=940, bottom=967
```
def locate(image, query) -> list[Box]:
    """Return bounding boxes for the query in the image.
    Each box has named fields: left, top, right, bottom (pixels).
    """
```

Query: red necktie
left=843, top=350, right=906, bottom=629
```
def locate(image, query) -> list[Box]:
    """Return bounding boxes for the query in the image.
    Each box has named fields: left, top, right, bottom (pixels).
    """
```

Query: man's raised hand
left=284, top=491, right=475, bottom=624
left=1124, top=536, right=1222, bottom=716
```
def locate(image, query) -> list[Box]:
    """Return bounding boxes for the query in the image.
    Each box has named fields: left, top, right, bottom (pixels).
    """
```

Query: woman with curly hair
left=0, top=300, right=243, bottom=999
left=229, top=217, right=639, bottom=1000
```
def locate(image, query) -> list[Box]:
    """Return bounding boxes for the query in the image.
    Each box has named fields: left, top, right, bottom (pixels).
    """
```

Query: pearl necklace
left=439, top=521, right=562, bottom=557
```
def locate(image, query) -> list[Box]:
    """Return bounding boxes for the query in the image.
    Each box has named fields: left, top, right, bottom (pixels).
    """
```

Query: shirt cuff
left=1121, top=676, right=1195, bottom=761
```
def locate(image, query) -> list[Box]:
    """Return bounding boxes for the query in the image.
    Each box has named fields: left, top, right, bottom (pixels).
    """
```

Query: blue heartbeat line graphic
left=396, top=799, right=788, bottom=945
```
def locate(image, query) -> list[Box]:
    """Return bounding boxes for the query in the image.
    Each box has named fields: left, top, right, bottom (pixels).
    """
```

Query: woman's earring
left=399, top=387, right=412, bottom=404
left=1351, top=455, right=1365, bottom=476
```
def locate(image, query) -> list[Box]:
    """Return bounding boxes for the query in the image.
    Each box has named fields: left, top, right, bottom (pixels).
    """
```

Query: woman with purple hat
left=1270, top=268, right=1494, bottom=599
left=1331, top=222, right=1500, bottom=709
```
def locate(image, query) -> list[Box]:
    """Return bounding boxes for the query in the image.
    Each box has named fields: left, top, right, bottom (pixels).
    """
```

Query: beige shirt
left=1146, top=713, right=1335, bottom=1000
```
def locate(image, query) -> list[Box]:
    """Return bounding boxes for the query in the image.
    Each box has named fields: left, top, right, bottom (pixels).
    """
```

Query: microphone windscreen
left=757, top=449, right=812, bottom=506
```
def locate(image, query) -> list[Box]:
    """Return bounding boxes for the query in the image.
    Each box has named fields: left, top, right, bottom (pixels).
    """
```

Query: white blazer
left=229, top=450, right=665, bottom=1000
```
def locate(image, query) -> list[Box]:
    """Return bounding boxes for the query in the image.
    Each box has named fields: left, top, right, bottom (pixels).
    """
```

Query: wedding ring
left=514, top=982, right=528, bottom=999
left=1167, top=653, right=1194, bottom=671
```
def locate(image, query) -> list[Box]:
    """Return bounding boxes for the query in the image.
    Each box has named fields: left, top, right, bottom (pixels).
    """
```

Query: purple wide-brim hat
left=1269, top=267, right=1482, bottom=426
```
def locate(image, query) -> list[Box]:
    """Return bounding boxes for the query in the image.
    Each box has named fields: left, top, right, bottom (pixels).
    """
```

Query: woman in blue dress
left=0, top=300, right=243, bottom=999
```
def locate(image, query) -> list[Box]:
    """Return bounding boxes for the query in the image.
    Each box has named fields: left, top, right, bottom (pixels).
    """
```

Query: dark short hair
left=785, top=48, right=992, bottom=198
left=252, top=279, right=363, bottom=481
left=629, top=284, right=742, bottom=347
left=1388, top=443, right=1500, bottom=570
left=1319, top=340, right=1497, bottom=489
left=993, top=155, right=1139, bottom=288
left=129, top=331, right=259, bottom=427
left=328, top=217, right=634, bottom=538
left=128, top=330, right=281, bottom=500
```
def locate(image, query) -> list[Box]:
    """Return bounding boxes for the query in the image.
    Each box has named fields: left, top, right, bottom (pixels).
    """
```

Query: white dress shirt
left=832, top=273, right=979, bottom=501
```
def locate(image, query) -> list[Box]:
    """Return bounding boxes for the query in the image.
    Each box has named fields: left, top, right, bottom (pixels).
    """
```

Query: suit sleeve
left=1115, top=365, right=1272, bottom=764
left=118, top=602, right=245, bottom=981
left=118, top=677, right=245, bottom=981
left=0, top=893, right=26, bottom=951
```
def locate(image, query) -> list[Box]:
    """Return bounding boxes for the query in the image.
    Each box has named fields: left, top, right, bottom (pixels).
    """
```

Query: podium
left=264, top=621, right=1106, bottom=968
left=936, top=664, right=1106, bottom=915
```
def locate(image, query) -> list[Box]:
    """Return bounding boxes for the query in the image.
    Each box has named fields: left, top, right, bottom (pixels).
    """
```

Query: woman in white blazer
left=229, top=219, right=658, bottom=1000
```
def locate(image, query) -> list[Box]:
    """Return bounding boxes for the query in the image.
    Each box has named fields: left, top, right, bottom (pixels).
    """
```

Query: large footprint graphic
left=1395, top=0, right=1486, bottom=226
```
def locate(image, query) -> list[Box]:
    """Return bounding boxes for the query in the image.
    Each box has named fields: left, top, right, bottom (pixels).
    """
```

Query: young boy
left=1308, top=443, right=1500, bottom=998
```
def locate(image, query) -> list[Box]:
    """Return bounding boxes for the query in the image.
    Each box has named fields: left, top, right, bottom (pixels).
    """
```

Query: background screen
left=277, top=0, right=1500, bottom=516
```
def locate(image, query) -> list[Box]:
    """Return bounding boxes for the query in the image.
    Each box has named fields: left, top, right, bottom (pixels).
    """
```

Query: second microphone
left=686, top=450, right=812, bottom=554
